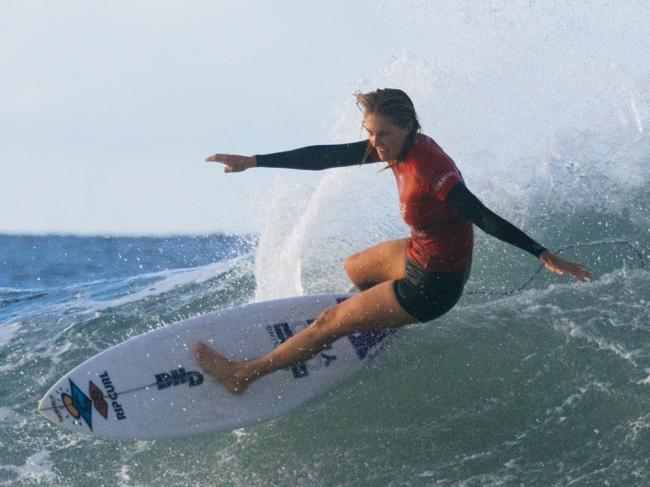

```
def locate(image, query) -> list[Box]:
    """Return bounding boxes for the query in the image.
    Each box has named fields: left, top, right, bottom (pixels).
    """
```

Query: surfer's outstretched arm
left=445, top=183, right=591, bottom=282
left=206, top=140, right=379, bottom=173
left=195, top=280, right=416, bottom=395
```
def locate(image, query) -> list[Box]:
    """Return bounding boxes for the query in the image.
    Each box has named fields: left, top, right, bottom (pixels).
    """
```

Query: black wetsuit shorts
left=393, top=258, right=471, bottom=323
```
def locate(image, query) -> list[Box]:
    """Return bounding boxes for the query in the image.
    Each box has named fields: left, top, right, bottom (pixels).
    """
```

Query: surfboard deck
left=37, top=294, right=395, bottom=439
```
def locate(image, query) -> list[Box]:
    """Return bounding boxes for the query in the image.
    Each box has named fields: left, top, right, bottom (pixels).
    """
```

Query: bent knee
left=343, top=253, right=361, bottom=278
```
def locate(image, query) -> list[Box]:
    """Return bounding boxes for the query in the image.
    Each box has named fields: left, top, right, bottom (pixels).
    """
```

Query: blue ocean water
left=1, top=217, right=649, bottom=486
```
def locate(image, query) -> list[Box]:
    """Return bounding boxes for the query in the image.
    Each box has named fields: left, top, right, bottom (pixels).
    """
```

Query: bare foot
left=194, top=341, right=250, bottom=395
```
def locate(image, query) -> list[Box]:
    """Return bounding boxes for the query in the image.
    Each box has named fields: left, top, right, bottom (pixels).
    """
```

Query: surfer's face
left=363, top=113, right=411, bottom=162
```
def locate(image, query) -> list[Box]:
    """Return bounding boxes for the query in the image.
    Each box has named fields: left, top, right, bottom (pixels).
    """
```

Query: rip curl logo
left=57, top=375, right=124, bottom=430
left=89, top=381, right=108, bottom=419
left=433, top=171, right=456, bottom=192
left=99, top=371, right=126, bottom=420
left=61, top=379, right=93, bottom=430
left=155, top=367, right=204, bottom=390
left=266, top=321, right=337, bottom=379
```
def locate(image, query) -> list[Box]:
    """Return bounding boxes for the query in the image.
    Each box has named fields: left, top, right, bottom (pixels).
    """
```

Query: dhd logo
left=155, top=367, right=204, bottom=390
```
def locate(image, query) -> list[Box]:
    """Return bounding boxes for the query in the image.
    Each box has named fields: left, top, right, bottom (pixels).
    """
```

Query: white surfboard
left=37, top=294, right=396, bottom=440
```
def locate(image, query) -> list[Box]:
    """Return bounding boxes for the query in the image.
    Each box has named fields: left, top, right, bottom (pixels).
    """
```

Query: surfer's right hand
left=205, top=154, right=256, bottom=173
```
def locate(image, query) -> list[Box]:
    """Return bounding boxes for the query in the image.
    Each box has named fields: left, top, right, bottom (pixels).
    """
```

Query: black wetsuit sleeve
left=255, top=140, right=375, bottom=170
left=446, top=182, right=547, bottom=258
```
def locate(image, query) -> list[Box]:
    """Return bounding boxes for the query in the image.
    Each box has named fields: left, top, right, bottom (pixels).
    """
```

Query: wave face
left=1, top=223, right=648, bottom=485
left=1, top=146, right=649, bottom=477
left=3, top=3, right=650, bottom=484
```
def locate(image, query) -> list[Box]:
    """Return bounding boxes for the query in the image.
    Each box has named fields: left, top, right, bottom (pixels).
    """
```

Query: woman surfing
left=196, top=88, right=591, bottom=394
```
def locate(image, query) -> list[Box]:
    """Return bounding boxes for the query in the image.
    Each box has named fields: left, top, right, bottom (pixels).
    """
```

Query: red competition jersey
left=257, top=134, right=546, bottom=270
left=384, top=134, right=474, bottom=272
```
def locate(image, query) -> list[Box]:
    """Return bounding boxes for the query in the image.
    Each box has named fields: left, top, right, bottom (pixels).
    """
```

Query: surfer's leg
left=195, top=280, right=416, bottom=394
left=343, top=238, right=409, bottom=290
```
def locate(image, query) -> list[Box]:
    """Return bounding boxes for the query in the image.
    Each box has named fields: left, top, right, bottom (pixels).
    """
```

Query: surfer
left=196, top=88, right=591, bottom=394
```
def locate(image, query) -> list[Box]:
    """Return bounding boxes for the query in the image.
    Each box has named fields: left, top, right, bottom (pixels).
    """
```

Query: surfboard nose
left=37, top=391, right=64, bottom=424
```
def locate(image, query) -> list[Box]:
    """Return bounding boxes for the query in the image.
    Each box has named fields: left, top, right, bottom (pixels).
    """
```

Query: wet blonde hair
left=355, top=88, right=421, bottom=163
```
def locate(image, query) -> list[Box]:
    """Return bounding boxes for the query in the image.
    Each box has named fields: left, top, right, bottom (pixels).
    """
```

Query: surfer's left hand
left=540, top=251, right=591, bottom=282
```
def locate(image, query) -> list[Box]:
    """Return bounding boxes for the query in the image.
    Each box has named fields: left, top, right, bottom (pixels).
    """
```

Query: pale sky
left=2, top=1, right=649, bottom=235
left=1, top=1, right=397, bottom=235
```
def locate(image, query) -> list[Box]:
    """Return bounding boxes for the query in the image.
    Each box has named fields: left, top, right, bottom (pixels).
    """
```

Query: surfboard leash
left=465, top=239, right=647, bottom=298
